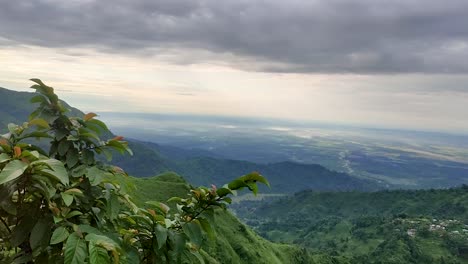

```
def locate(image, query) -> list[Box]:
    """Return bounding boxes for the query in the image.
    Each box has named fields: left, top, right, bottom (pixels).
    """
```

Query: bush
left=0, top=79, right=269, bottom=263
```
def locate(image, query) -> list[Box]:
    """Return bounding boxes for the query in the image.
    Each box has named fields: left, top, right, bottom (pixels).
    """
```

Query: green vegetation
left=131, top=173, right=312, bottom=264
left=0, top=79, right=270, bottom=263
left=234, top=187, right=468, bottom=263
left=168, top=159, right=380, bottom=193
left=2, top=81, right=466, bottom=264
left=0, top=87, right=82, bottom=130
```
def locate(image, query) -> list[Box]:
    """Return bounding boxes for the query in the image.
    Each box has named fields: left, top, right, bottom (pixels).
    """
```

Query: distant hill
left=168, top=158, right=379, bottom=193
left=233, top=186, right=468, bottom=263
left=0, top=86, right=172, bottom=174
left=0, top=86, right=380, bottom=193
left=0, top=87, right=82, bottom=128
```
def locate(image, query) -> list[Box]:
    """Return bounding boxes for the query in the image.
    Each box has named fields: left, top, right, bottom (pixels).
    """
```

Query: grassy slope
left=130, top=172, right=312, bottom=264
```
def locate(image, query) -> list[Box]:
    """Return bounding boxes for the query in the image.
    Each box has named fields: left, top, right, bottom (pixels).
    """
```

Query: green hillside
left=130, top=172, right=312, bottom=264
left=0, top=87, right=82, bottom=129
left=234, top=187, right=468, bottom=263
left=169, top=158, right=379, bottom=193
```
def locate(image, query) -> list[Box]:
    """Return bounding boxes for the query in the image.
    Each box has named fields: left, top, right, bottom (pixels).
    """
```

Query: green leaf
left=0, top=160, right=28, bottom=185
left=64, top=233, right=88, bottom=264
left=222, top=197, right=232, bottom=204
left=66, top=148, right=79, bottom=168
left=182, top=221, right=203, bottom=248
left=20, top=150, right=40, bottom=160
left=86, top=166, right=105, bottom=185
left=106, top=140, right=126, bottom=154
left=85, top=234, right=120, bottom=252
left=198, top=218, right=215, bottom=240
left=82, top=149, right=95, bottom=165
left=8, top=123, right=18, bottom=134
left=239, top=172, right=270, bottom=187
left=50, top=226, right=70, bottom=245
left=79, top=132, right=101, bottom=142
left=89, top=241, right=111, bottom=264
left=55, top=128, right=68, bottom=141
left=30, top=94, right=48, bottom=104
left=156, top=224, right=168, bottom=249
left=29, top=118, right=50, bottom=129
left=62, top=193, right=74, bottom=206
left=128, top=215, right=152, bottom=229
left=0, top=153, right=10, bottom=163
left=32, top=158, right=69, bottom=185
left=77, top=225, right=103, bottom=236
left=86, top=119, right=108, bottom=131
left=246, top=182, right=259, bottom=196
left=191, top=251, right=205, bottom=264
left=107, top=193, right=120, bottom=220
left=18, top=131, right=51, bottom=141
left=66, top=210, right=83, bottom=219
left=227, top=179, right=248, bottom=191
left=58, top=140, right=70, bottom=156
left=145, top=201, right=170, bottom=214
left=216, top=187, right=233, bottom=197
left=0, top=190, right=17, bottom=215
left=30, top=78, right=48, bottom=88
left=71, top=164, right=87, bottom=178
left=30, top=217, right=51, bottom=251
left=101, top=148, right=113, bottom=162
left=167, top=197, right=182, bottom=203
left=64, top=188, right=83, bottom=196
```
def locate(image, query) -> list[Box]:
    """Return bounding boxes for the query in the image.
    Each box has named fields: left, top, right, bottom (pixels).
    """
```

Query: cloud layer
left=1, top=0, right=468, bottom=73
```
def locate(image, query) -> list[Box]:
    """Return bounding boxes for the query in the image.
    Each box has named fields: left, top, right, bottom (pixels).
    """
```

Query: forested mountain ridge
left=168, top=158, right=379, bottom=193
left=0, top=86, right=379, bottom=193
left=233, top=186, right=468, bottom=263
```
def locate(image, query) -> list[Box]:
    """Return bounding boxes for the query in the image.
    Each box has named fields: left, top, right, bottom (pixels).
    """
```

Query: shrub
left=0, top=79, right=269, bottom=263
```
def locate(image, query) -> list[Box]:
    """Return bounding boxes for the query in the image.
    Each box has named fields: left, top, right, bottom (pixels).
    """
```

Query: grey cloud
left=1, top=0, right=468, bottom=74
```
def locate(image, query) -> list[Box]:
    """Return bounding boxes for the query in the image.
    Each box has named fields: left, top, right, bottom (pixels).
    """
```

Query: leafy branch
left=0, top=79, right=269, bottom=264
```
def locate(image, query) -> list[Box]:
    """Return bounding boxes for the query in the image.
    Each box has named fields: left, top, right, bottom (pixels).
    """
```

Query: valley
left=100, top=112, right=468, bottom=189
left=1, top=86, right=467, bottom=263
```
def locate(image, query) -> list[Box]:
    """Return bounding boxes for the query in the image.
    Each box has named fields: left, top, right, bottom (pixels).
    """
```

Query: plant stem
left=0, top=217, right=11, bottom=234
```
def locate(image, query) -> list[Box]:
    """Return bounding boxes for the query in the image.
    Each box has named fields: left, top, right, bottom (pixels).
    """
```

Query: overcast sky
left=1, top=0, right=468, bottom=133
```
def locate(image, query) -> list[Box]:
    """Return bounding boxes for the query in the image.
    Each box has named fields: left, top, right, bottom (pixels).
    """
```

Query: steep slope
left=130, top=172, right=312, bottom=264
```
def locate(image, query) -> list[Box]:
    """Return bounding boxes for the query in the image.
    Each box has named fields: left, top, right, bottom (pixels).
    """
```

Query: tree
left=0, top=79, right=269, bottom=263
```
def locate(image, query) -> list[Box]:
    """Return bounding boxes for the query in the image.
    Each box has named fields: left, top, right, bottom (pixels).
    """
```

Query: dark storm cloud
left=1, top=0, right=468, bottom=74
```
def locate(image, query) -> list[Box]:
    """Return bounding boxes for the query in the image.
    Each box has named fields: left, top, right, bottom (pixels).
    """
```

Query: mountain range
left=0, top=86, right=380, bottom=194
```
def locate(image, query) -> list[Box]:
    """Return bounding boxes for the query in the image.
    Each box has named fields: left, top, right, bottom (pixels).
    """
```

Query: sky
left=1, top=0, right=468, bottom=133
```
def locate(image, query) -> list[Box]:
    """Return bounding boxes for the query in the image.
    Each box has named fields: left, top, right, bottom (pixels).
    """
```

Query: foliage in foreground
left=131, top=173, right=314, bottom=264
left=0, top=79, right=269, bottom=263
